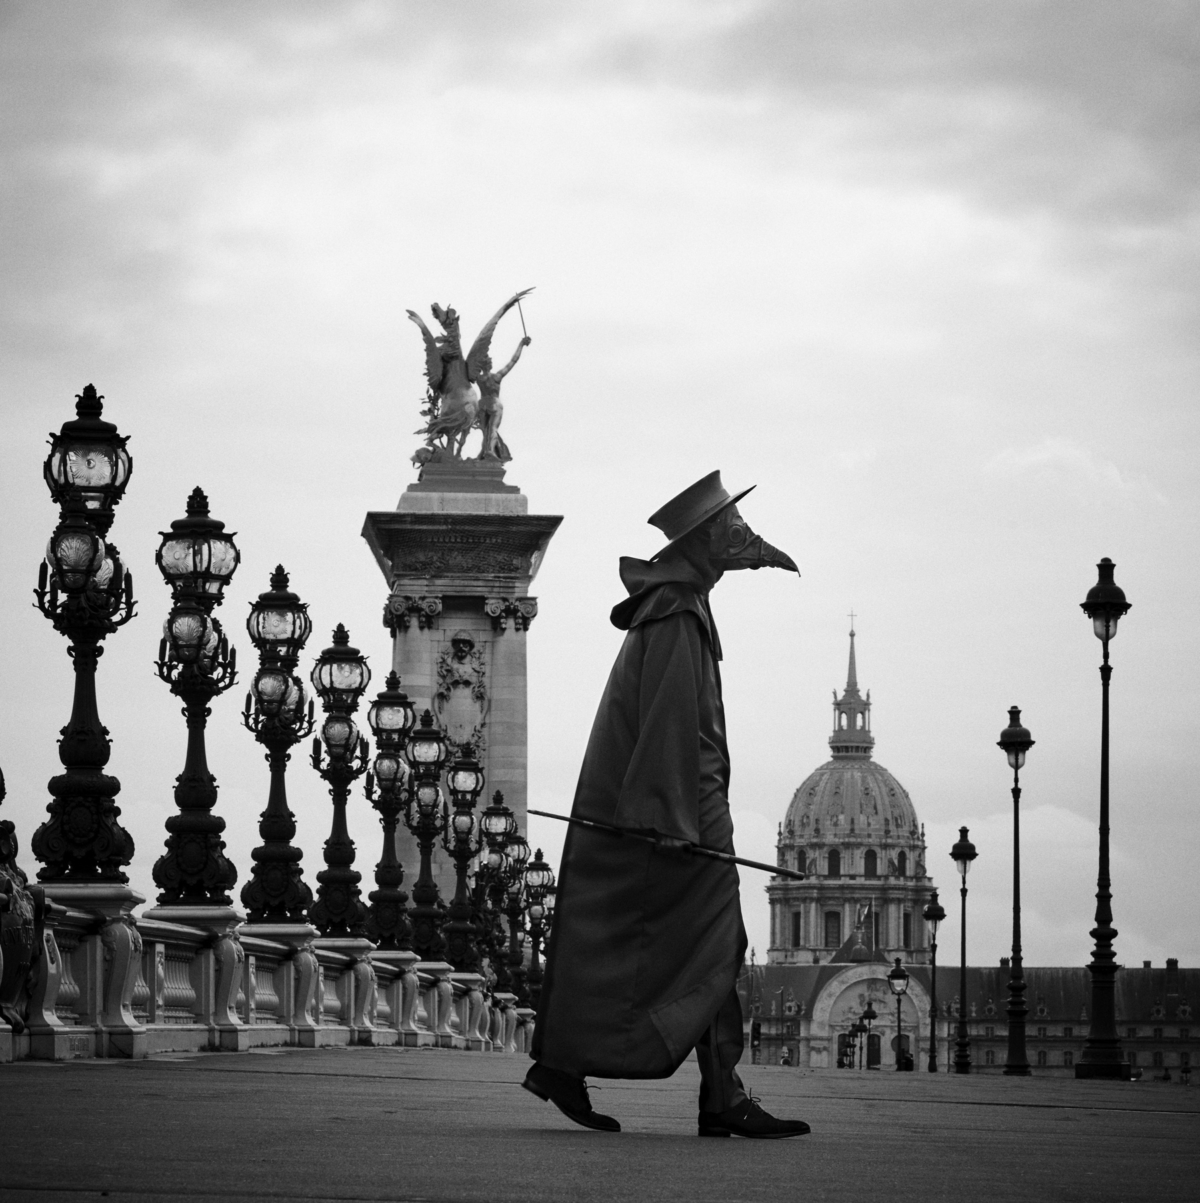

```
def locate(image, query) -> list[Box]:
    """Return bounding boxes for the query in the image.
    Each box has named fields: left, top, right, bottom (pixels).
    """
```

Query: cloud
left=985, top=437, right=1169, bottom=504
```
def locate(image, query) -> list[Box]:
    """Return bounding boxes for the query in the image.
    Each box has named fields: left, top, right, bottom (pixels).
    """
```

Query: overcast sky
left=2, top=1, right=1198, bottom=971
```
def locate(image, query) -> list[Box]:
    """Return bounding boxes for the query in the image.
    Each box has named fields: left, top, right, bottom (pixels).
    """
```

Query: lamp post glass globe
left=951, top=827, right=978, bottom=878
left=923, top=891, right=945, bottom=934
left=43, top=385, right=132, bottom=528
left=524, top=849, right=555, bottom=897
left=1081, top=557, right=1131, bottom=643
left=311, top=625, right=370, bottom=711
left=406, top=711, right=449, bottom=770
left=155, top=488, right=239, bottom=604
left=887, top=958, right=910, bottom=996
left=997, top=706, right=1035, bottom=771
left=366, top=671, right=416, bottom=744
left=413, top=781, right=441, bottom=818
left=46, top=520, right=105, bottom=594
left=246, top=566, right=313, bottom=667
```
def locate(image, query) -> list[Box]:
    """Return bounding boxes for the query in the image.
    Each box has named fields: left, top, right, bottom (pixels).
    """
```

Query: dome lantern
left=829, top=622, right=874, bottom=759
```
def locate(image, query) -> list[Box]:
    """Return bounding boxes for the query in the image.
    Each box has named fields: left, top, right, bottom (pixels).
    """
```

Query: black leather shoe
left=523, top=1062, right=621, bottom=1132
left=699, top=1098, right=811, bottom=1139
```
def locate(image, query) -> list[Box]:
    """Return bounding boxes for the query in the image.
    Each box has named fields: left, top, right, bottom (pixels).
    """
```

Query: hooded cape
left=531, top=553, right=747, bottom=1079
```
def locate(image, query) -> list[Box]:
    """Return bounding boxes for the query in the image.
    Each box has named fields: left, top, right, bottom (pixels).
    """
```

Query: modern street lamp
left=308, top=625, right=371, bottom=937
left=863, top=1000, right=878, bottom=1069
left=364, top=672, right=417, bottom=949
left=401, top=710, right=451, bottom=960
left=240, top=566, right=316, bottom=922
left=442, top=748, right=486, bottom=971
left=1076, top=557, right=1132, bottom=1081
left=950, top=826, right=978, bottom=1073
left=31, top=385, right=137, bottom=883
left=998, top=706, right=1035, bottom=1076
left=923, top=889, right=946, bottom=1072
left=151, top=488, right=240, bottom=906
left=888, top=957, right=910, bottom=1070
left=524, top=847, right=555, bottom=1009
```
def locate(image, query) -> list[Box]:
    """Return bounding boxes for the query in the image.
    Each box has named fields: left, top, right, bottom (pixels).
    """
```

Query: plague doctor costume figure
left=524, top=471, right=810, bottom=1139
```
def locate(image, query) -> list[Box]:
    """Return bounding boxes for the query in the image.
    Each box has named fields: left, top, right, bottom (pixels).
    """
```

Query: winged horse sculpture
left=407, top=289, right=533, bottom=461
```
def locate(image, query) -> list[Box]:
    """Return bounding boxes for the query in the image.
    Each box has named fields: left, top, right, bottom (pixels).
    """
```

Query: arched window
left=796, top=849, right=807, bottom=876
left=827, top=850, right=841, bottom=878
left=897, top=850, right=907, bottom=877
left=855, top=713, right=864, bottom=729
left=839, top=713, right=848, bottom=729
left=864, top=850, right=877, bottom=878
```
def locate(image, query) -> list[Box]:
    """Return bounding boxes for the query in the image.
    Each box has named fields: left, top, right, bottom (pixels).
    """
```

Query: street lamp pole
left=523, top=848, right=555, bottom=1010
left=923, top=890, right=946, bottom=1072
left=950, top=826, right=978, bottom=1073
left=308, top=625, right=371, bottom=938
left=31, top=386, right=137, bottom=882
left=401, top=711, right=450, bottom=961
left=151, top=488, right=241, bottom=906
left=442, top=748, right=485, bottom=971
left=240, top=567, right=316, bottom=923
left=363, top=672, right=417, bottom=949
left=888, top=957, right=910, bottom=1070
left=477, top=791, right=518, bottom=989
left=1076, top=558, right=1132, bottom=1080
left=998, top=706, right=1034, bottom=1075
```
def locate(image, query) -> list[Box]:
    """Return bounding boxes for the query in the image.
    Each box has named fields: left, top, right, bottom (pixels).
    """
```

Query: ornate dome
left=783, top=757, right=919, bottom=842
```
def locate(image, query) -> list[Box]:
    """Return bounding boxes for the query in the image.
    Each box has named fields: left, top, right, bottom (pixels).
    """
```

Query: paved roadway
left=1, top=1047, right=1197, bottom=1203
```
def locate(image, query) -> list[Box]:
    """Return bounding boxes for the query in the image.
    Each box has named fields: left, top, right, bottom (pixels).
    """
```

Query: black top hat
left=648, top=471, right=755, bottom=548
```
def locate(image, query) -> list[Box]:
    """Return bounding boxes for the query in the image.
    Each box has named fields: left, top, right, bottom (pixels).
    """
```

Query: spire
left=829, top=618, right=874, bottom=759
left=845, top=614, right=859, bottom=696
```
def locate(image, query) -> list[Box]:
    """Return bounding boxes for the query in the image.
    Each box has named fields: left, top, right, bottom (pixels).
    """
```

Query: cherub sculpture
left=407, top=289, right=533, bottom=461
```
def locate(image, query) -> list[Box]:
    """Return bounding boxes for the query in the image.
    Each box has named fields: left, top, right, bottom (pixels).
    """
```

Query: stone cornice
left=362, top=511, right=562, bottom=595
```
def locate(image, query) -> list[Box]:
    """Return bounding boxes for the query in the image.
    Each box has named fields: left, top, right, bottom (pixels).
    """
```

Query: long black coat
left=531, top=556, right=747, bottom=1079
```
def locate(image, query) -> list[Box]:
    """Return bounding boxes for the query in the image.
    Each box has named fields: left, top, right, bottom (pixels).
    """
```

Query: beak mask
left=708, top=505, right=799, bottom=575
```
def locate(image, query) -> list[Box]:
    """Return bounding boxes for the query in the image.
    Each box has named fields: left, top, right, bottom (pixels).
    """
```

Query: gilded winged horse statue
left=407, top=289, right=533, bottom=461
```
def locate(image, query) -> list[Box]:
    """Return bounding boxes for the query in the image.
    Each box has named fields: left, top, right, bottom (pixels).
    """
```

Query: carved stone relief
left=434, top=630, right=489, bottom=756
left=484, top=596, right=537, bottom=632
left=383, top=594, right=443, bottom=633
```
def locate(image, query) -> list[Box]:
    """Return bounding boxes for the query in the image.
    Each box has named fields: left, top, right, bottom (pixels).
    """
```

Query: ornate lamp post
left=524, top=848, right=555, bottom=1009
left=240, top=567, right=316, bottom=923
left=442, top=749, right=485, bottom=971
left=862, top=1000, right=878, bottom=1069
left=923, top=889, right=946, bottom=1071
left=363, top=672, right=417, bottom=949
left=477, top=792, right=518, bottom=989
left=401, top=711, right=451, bottom=960
left=308, top=626, right=371, bottom=938
left=1076, top=557, right=1132, bottom=1081
left=950, top=826, right=978, bottom=1074
left=998, top=706, right=1034, bottom=1076
left=503, top=830, right=531, bottom=1003
left=151, top=489, right=240, bottom=907
left=31, top=384, right=136, bottom=883
left=888, top=957, right=910, bottom=1070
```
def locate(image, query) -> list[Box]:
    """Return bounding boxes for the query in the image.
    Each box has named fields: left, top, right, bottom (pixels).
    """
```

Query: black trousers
left=695, top=985, right=748, bottom=1113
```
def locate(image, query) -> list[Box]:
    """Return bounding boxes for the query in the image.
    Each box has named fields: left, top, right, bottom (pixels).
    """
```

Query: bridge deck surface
left=2, top=1047, right=1197, bottom=1202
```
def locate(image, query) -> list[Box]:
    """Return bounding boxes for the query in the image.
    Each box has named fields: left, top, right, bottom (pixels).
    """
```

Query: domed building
left=768, top=627, right=932, bottom=966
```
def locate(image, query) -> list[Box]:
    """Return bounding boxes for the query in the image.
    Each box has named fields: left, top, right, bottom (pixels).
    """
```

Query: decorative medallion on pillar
left=434, top=631, right=489, bottom=757
left=484, top=597, right=538, bottom=632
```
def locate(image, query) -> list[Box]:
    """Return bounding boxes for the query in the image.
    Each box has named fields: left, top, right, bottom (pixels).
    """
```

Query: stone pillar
left=362, top=460, right=560, bottom=904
